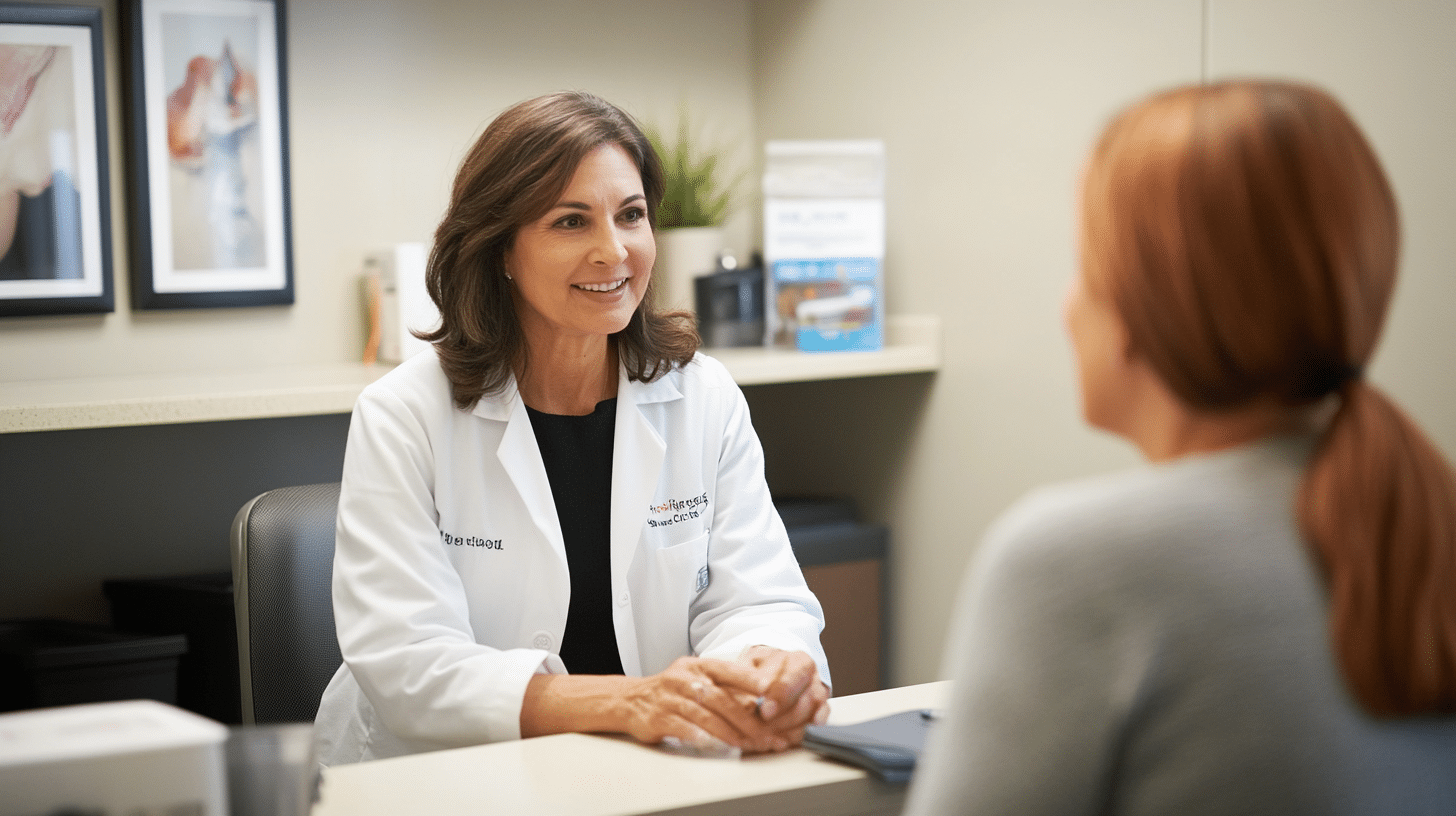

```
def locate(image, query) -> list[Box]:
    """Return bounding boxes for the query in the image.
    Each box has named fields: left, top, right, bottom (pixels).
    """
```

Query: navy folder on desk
left=802, top=709, right=936, bottom=783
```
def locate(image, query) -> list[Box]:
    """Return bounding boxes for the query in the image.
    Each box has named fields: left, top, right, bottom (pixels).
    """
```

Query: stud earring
left=505, top=272, right=513, bottom=281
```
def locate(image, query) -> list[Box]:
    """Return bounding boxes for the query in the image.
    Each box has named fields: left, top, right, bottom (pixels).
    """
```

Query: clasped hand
left=623, top=646, right=829, bottom=754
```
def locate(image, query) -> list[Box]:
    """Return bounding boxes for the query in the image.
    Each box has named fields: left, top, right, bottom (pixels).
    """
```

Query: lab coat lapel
left=484, top=383, right=568, bottom=569
left=611, top=368, right=679, bottom=676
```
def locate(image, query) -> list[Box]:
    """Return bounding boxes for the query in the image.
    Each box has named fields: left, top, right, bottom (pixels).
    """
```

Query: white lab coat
left=313, top=349, right=830, bottom=765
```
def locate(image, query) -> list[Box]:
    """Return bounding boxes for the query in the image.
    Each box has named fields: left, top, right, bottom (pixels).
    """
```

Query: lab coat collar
left=469, top=378, right=518, bottom=422
left=467, top=357, right=686, bottom=421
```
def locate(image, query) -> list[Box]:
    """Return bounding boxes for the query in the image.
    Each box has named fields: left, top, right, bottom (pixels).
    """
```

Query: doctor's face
left=506, top=143, right=655, bottom=346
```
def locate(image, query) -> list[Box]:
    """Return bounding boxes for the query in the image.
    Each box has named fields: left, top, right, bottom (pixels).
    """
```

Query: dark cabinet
left=778, top=497, right=888, bottom=696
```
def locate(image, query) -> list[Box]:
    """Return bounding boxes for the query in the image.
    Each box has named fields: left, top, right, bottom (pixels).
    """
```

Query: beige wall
left=5, top=1, right=1453, bottom=690
left=0, top=0, right=759, bottom=381
left=752, top=0, right=1456, bottom=686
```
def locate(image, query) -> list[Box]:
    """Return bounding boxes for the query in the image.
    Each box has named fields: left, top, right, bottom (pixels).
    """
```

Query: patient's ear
left=1118, top=330, right=1163, bottom=392
left=1109, top=305, right=1138, bottom=366
left=1119, top=325, right=1139, bottom=365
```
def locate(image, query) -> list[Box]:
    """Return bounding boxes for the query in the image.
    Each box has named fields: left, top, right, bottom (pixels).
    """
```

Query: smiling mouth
left=574, top=278, right=628, bottom=293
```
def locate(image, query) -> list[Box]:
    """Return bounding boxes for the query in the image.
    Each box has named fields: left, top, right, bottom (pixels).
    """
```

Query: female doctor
left=313, top=91, right=831, bottom=766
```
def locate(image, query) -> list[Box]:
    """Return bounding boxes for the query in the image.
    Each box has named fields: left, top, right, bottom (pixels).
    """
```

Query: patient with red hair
left=905, top=81, right=1456, bottom=815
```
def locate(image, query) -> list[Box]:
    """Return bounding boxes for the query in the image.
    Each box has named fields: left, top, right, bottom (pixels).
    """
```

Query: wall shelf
left=711, top=313, right=941, bottom=386
left=0, top=314, right=940, bottom=434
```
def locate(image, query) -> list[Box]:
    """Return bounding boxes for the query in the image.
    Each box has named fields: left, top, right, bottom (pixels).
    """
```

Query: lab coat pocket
left=632, top=530, right=711, bottom=670
left=651, top=530, right=711, bottom=615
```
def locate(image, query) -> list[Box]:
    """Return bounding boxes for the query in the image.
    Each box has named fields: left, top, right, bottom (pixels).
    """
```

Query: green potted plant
left=646, top=115, right=743, bottom=311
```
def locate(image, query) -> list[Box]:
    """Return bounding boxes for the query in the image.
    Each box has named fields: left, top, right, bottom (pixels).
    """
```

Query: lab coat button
left=531, top=631, right=553, bottom=650
left=616, top=591, right=630, bottom=607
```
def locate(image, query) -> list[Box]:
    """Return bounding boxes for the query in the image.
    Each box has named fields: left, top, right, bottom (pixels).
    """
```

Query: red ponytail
left=1301, top=381, right=1456, bottom=714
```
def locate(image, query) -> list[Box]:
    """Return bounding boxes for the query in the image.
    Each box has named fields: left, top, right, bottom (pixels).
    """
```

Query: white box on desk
left=0, top=699, right=229, bottom=816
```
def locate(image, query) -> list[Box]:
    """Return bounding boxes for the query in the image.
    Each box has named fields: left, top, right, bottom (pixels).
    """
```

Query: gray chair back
left=230, top=482, right=344, bottom=725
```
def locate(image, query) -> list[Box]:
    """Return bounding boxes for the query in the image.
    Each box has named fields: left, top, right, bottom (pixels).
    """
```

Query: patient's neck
left=1115, top=371, right=1304, bottom=464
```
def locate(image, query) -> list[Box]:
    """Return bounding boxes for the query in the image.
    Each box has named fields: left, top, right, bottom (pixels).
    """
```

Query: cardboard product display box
left=763, top=140, right=887, bottom=353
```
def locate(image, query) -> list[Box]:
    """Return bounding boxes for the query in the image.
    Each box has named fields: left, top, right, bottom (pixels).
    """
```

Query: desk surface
left=312, top=681, right=948, bottom=816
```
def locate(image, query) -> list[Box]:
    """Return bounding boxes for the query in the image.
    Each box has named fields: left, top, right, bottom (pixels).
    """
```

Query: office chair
left=230, top=482, right=344, bottom=725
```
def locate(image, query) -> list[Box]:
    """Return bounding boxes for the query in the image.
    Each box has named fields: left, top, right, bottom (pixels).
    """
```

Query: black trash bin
left=0, top=619, right=187, bottom=712
left=104, top=572, right=241, bottom=724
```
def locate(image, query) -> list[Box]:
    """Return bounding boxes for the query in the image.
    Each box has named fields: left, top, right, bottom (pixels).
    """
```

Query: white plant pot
left=654, top=226, right=724, bottom=312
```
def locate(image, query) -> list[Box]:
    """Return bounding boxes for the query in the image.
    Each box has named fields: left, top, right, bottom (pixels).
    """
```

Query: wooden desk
left=312, top=681, right=948, bottom=816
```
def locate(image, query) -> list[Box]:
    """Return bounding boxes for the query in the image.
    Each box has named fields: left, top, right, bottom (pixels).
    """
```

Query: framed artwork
left=0, top=4, right=113, bottom=317
left=123, top=0, right=293, bottom=309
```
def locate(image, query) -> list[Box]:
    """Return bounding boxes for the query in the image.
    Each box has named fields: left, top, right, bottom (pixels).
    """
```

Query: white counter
left=312, top=681, right=947, bottom=816
left=1, top=315, right=939, bottom=433
left=0, top=364, right=394, bottom=434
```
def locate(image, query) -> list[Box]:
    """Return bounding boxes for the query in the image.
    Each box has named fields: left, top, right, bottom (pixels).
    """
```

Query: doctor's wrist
left=520, top=673, right=639, bottom=739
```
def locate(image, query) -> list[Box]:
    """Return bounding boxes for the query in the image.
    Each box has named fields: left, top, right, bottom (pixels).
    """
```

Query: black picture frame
left=0, top=3, right=114, bottom=318
left=122, top=0, right=293, bottom=309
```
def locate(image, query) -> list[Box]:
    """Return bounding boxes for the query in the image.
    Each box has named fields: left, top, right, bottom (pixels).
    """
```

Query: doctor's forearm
left=520, top=673, right=638, bottom=738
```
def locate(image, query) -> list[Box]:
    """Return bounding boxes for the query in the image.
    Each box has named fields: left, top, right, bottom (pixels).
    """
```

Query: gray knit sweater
left=904, top=435, right=1456, bottom=816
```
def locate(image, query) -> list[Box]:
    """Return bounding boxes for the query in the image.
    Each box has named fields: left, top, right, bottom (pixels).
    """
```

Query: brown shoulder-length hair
left=418, top=91, right=698, bottom=409
left=1082, top=80, right=1456, bottom=716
